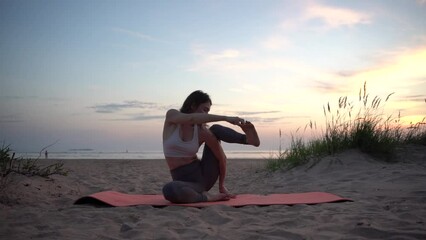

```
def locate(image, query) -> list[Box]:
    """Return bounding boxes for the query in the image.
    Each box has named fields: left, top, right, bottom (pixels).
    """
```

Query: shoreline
left=38, top=158, right=269, bottom=161
left=14, top=150, right=279, bottom=161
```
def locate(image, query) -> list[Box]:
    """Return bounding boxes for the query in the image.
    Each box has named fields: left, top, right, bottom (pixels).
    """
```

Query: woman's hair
left=180, top=90, right=212, bottom=113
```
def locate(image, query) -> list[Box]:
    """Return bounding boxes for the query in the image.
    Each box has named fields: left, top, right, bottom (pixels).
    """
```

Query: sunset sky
left=1, top=0, right=425, bottom=153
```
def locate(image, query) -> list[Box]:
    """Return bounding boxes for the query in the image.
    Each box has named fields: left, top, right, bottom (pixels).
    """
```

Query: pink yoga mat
left=75, top=191, right=351, bottom=207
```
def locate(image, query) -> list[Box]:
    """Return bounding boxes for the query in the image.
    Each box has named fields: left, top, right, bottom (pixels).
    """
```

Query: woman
left=162, top=90, right=260, bottom=203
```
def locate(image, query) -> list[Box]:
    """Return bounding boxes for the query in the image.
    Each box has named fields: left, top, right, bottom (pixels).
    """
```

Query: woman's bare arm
left=165, top=109, right=243, bottom=125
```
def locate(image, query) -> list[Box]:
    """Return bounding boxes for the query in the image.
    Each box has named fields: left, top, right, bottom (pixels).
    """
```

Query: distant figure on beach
left=45, top=150, right=48, bottom=159
left=162, top=90, right=260, bottom=203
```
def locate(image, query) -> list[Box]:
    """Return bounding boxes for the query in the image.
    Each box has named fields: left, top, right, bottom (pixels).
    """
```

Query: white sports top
left=163, top=125, right=199, bottom=158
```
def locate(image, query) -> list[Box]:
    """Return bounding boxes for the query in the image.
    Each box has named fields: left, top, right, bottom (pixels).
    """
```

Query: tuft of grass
left=404, top=118, right=426, bottom=145
left=0, top=144, right=68, bottom=192
left=267, top=82, right=426, bottom=171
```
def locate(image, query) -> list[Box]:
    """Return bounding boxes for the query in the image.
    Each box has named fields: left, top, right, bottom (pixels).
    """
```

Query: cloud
left=0, top=114, right=23, bottom=123
left=348, top=47, right=426, bottom=86
left=311, top=80, right=348, bottom=94
left=189, top=2, right=373, bottom=73
left=303, top=3, right=371, bottom=29
left=324, top=46, right=426, bottom=98
left=188, top=46, right=245, bottom=71
left=417, top=0, right=426, bottom=5
left=261, top=35, right=291, bottom=51
left=90, top=101, right=158, bottom=113
left=106, top=113, right=164, bottom=121
left=401, top=94, right=426, bottom=102
left=256, top=117, right=286, bottom=123
left=0, top=95, right=66, bottom=102
left=235, top=111, right=281, bottom=116
left=112, top=27, right=169, bottom=44
left=189, top=45, right=311, bottom=73
left=244, top=115, right=310, bottom=124
left=131, top=114, right=165, bottom=121
left=281, top=3, right=371, bottom=31
left=90, top=100, right=170, bottom=122
left=208, top=49, right=241, bottom=61
left=0, top=95, right=37, bottom=100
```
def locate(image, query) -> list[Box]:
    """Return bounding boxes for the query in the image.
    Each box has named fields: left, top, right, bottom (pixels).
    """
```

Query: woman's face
left=193, top=102, right=211, bottom=114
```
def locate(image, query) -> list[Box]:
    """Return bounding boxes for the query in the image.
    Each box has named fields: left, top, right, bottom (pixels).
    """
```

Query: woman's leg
left=209, top=124, right=247, bottom=144
left=162, top=160, right=207, bottom=203
left=201, top=124, right=248, bottom=191
left=200, top=144, right=220, bottom=191
left=162, top=181, right=207, bottom=203
left=209, top=123, right=260, bottom=146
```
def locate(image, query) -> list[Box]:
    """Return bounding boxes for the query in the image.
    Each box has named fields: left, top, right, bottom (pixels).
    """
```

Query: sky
left=1, top=0, right=425, bottom=153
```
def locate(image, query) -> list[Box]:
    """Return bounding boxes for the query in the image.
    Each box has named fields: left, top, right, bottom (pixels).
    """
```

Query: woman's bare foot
left=204, top=192, right=231, bottom=202
left=240, top=121, right=260, bottom=147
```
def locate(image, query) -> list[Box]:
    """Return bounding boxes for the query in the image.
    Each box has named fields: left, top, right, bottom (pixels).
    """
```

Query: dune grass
left=0, top=144, right=68, bottom=192
left=267, top=82, right=426, bottom=171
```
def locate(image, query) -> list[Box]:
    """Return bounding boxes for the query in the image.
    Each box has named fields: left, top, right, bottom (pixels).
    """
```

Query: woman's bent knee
left=162, top=182, right=179, bottom=203
left=162, top=181, right=206, bottom=203
left=209, top=124, right=224, bottom=134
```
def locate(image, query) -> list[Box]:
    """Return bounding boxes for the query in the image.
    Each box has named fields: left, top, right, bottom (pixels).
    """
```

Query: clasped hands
left=226, top=116, right=248, bottom=126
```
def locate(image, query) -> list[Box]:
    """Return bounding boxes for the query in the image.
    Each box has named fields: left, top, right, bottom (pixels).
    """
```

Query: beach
left=1, top=145, right=426, bottom=240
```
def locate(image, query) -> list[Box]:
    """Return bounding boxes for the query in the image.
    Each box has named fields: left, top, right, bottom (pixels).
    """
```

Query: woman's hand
left=226, top=116, right=245, bottom=125
left=219, top=185, right=236, bottom=199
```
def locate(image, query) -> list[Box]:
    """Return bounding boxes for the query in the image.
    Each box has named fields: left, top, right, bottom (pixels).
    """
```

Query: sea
left=15, top=150, right=280, bottom=160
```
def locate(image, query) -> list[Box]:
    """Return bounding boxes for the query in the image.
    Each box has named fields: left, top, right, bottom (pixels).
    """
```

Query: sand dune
left=1, top=145, right=425, bottom=239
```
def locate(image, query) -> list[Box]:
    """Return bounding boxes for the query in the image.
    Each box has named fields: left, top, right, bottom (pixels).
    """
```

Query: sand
left=1, top=145, right=426, bottom=239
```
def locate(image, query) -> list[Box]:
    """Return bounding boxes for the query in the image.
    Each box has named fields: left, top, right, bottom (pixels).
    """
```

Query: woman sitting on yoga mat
left=162, top=90, right=260, bottom=203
